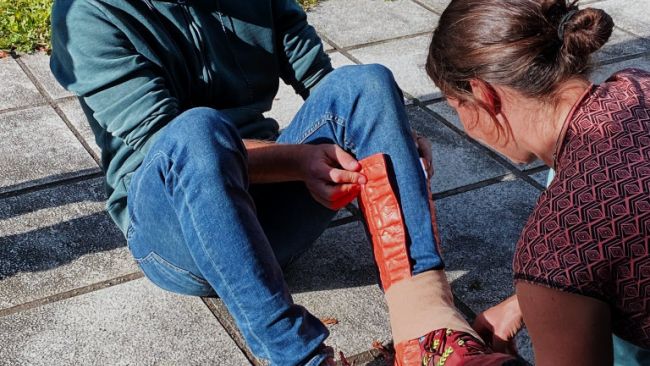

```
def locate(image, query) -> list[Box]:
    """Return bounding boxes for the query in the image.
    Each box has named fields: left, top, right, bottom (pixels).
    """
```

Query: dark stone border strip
left=0, top=272, right=143, bottom=318
left=342, top=30, right=433, bottom=52
left=0, top=101, right=50, bottom=116
left=432, top=173, right=520, bottom=200
left=0, top=170, right=103, bottom=200
left=202, top=297, right=259, bottom=366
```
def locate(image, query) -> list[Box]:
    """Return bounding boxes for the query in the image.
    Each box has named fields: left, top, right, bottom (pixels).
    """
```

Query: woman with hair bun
left=427, top=0, right=649, bottom=365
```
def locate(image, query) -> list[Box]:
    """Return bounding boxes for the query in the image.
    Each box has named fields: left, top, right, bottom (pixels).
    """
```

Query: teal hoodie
left=50, top=0, right=332, bottom=235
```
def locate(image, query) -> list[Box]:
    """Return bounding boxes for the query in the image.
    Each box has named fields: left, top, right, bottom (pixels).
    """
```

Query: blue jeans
left=546, top=170, right=650, bottom=365
left=126, top=64, right=443, bottom=365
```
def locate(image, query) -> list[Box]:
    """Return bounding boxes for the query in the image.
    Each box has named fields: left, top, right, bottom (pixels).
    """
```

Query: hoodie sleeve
left=272, top=0, right=333, bottom=99
left=50, top=0, right=178, bottom=154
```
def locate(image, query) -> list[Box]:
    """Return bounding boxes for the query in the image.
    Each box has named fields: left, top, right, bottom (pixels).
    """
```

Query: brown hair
left=426, top=0, right=614, bottom=103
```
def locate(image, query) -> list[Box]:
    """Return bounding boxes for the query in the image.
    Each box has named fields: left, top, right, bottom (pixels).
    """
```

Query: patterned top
left=514, top=69, right=650, bottom=348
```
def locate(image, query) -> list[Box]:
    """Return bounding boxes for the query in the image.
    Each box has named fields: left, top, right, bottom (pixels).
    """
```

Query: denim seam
left=138, top=252, right=210, bottom=285
left=130, top=151, right=170, bottom=228
left=168, top=165, right=272, bottom=361
left=297, top=113, right=349, bottom=149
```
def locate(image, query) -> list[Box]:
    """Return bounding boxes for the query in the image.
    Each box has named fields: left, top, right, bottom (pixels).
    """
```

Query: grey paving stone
left=419, top=0, right=450, bottom=14
left=268, top=52, right=356, bottom=129
left=407, top=106, right=509, bottom=193
left=436, top=180, right=541, bottom=363
left=591, top=0, right=650, bottom=39
left=308, top=0, right=437, bottom=48
left=0, top=279, right=249, bottom=366
left=595, top=27, right=650, bottom=62
left=57, top=98, right=101, bottom=159
left=0, top=57, right=44, bottom=111
left=421, top=0, right=625, bottom=17
left=590, top=54, right=650, bottom=84
left=529, top=169, right=551, bottom=187
left=0, top=178, right=137, bottom=310
left=350, top=34, right=441, bottom=101
left=426, top=101, right=547, bottom=171
left=285, top=222, right=392, bottom=357
left=19, top=52, right=74, bottom=100
left=0, top=106, right=100, bottom=194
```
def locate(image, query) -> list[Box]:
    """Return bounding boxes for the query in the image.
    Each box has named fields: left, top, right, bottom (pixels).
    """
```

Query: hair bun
left=562, top=8, right=614, bottom=56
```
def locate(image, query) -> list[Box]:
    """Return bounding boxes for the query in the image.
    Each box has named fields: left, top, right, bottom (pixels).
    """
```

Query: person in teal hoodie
left=50, top=1, right=522, bottom=365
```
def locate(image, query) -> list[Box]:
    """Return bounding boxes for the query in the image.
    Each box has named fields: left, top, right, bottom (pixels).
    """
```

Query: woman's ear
left=469, top=79, right=502, bottom=115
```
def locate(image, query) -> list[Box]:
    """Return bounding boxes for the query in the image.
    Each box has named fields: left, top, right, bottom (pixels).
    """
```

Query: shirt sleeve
left=49, top=0, right=179, bottom=154
left=272, top=0, right=333, bottom=99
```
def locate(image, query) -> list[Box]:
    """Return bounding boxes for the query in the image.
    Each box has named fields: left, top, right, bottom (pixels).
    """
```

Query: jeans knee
left=341, top=64, right=399, bottom=98
left=163, top=107, right=244, bottom=156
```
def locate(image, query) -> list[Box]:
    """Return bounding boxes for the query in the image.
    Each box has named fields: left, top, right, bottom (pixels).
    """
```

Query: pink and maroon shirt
left=514, top=68, right=650, bottom=348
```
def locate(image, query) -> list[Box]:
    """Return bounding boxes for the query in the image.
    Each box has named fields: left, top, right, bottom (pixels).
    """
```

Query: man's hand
left=472, top=294, right=523, bottom=355
left=298, top=144, right=367, bottom=210
left=413, top=131, right=434, bottom=178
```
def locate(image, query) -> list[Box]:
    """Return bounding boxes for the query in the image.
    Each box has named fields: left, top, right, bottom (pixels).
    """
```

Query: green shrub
left=0, top=0, right=52, bottom=53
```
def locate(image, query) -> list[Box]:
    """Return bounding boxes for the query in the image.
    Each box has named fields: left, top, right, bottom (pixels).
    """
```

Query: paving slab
left=0, top=106, right=100, bottom=194
left=407, top=106, right=509, bottom=193
left=529, top=169, right=551, bottom=187
left=350, top=34, right=440, bottom=101
left=308, top=0, right=437, bottom=48
left=420, top=0, right=624, bottom=17
left=204, top=222, right=389, bottom=363
left=426, top=101, right=549, bottom=171
left=57, top=98, right=101, bottom=159
left=0, top=178, right=136, bottom=310
left=0, top=57, right=44, bottom=111
left=418, top=0, right=450, bottom=14
left=267, top=52, right=356, bottom=129
left=436, top=180, right=542, bottom=363
left=591, top=0, right=650, bottom=39
left=0, top=279, right=249, bottom=366
left=590, top=54, right=650, bottom=84
left=285, top=223, right=391, bottom=356
left=594, top=27, right=650, bottom=62
left=19, top=52, right=74, bottom=100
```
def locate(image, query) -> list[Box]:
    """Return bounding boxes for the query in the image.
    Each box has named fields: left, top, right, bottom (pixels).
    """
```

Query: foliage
left=298, top=0, right=320, bottom=9
left=0, top=0, right=52, bottom=53
left=0, top=0, right=319, bottom=54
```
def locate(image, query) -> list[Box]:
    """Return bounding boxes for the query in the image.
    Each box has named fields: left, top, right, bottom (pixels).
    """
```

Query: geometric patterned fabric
left=514, top=69, right=650, bottom=349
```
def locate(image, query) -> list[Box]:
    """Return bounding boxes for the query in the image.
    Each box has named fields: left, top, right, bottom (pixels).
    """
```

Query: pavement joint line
left=432, top=173, right=520, bottom=200
left=341, top=30, right=433, bottom=53
left=0, top=272, right=144, bottom=318
left=522, top=165, right=550, bottom=175
left=414, top=102, right=547, bottom=191
left=0, top=170, right=104, bottom=200
left=201, top=297, right=258, bottom=366
left=596, top=50, right=650, bottom=67
left=54, top=95, right=80, bottom=104
left=423, top=96, right=446, bottom=105
left=410, top=0, right=443, bottom=15
left=11, top=52, right=102, bottom=167
left=316, top=34, right=364, bottom=66
left=328, top=214, right=360, bottom=228
left=0, top=101, right=50, bottom=116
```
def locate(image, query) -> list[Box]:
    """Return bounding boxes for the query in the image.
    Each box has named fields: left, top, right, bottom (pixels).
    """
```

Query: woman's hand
left=472, top=294, right=524, bottom=355
left=298, top=144, right=367, bottom=210
left=413, top=131, right=434, bottom=178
